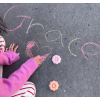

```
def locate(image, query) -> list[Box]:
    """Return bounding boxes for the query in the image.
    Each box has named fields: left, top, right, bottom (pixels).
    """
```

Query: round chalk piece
left=49, top=81, right=59, bottom=91
left=52, top=55, right=61, bottom=64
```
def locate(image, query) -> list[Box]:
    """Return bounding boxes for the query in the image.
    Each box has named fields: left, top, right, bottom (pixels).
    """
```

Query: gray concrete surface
left=0, top=3, right=100, bottom=97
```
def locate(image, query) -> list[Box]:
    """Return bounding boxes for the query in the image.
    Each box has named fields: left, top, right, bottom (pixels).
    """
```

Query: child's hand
left=5, top=43, right=20, bottom=55
left=33, top=55, right=41, bottom=66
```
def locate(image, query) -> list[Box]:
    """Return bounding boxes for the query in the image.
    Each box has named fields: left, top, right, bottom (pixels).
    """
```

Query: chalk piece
left=49, top=81, right=59, bottom=91
left=52, top=55, right=61, bottom=64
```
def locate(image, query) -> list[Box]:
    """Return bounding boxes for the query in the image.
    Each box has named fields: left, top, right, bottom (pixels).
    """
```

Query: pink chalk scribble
left=38, top=53, right=50, bottom=64
left=79, top=42, right=100, bottom=63
left=26, top=41, right=36, bottom=58
left=16, top=15, right=31, bottom=18
left=3, top=5, right=31, bottom=32
left=26, top=41, right=52, bottom=64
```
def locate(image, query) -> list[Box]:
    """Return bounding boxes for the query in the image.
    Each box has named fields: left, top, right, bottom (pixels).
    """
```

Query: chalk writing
left=36, top=46, right=52, bottom=56
left=4, top=5, right=100, bottom=64
left=68, top=38, right=82, bottom=57
left=26, top=41, right=52, bottom=57
left=16, top=15, right=31, bottom=18
left=45, top=30, right=64, bottom=47
left=26, top=18, right=44, bottom=34
left=26, top=41, right=39, bottom=58
left=36, top=46, right=52, bottom=64
left=3, top=5, right=31, bottom=31
left=26, top=41, right=52, bottom=64
left=79, top=42, right=100, bottom=63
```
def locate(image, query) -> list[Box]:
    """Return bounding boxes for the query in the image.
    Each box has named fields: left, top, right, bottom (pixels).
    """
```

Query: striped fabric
left=11, top=81, right=36, bottom=97
left=0, top=35, right=6, bottom=52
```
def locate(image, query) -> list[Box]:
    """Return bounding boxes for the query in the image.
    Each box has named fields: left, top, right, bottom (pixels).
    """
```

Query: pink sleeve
left=0, top=58, right=38, bottom=97
left=0, top=51, right=20, bottom=65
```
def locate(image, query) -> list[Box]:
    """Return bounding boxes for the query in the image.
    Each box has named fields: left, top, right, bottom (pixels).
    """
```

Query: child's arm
left=0, top=44, right=20, bottom=65
left=0, top=51, right=19, bottom=65
left=0, top=57, right=39, bottom=97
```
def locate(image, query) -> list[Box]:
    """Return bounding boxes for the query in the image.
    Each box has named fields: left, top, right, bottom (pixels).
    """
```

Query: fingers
left=6, top=43, right=19, bottom=54
left=37, top=60, right=41, bottom=65
left=34, top=55, right=41, bottom=65
left=35, top=55, right=40, bottom=60
left=9, top=44, right=12, bottom=51
left=8, top=43, right=16, bottom=51
left=14, top=45, right=18, bottom=53
left=17, top=53, right=20, bottom=55
left=11, top=43, right=15, bottom=51
left=8, top=43, right=14, bottom=51
left=5, top=48, right=8, bottom=51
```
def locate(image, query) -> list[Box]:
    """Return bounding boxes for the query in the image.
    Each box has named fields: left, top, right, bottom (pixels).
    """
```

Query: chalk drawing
left=45, top=30, right=64, bottom=47
left=36, top=46, right=52, bottom=64
left=36, top=46, right=52, bottom=55
left=3, top=5, right=31, bottom=31
left=16, top=15, right=31, bottom=18
left=79, top=42, right=100, bottom=63
left=26, top=18, right=44, bottom=34
left=26, top=41, right=52, bottom=64
left=68, top=38, right=82, bottom=57
left=26, top=41, right=39, bottom=58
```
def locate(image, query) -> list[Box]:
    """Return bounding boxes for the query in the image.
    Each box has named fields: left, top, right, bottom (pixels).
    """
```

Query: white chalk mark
left=26, top=18, right=44, bottom=34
